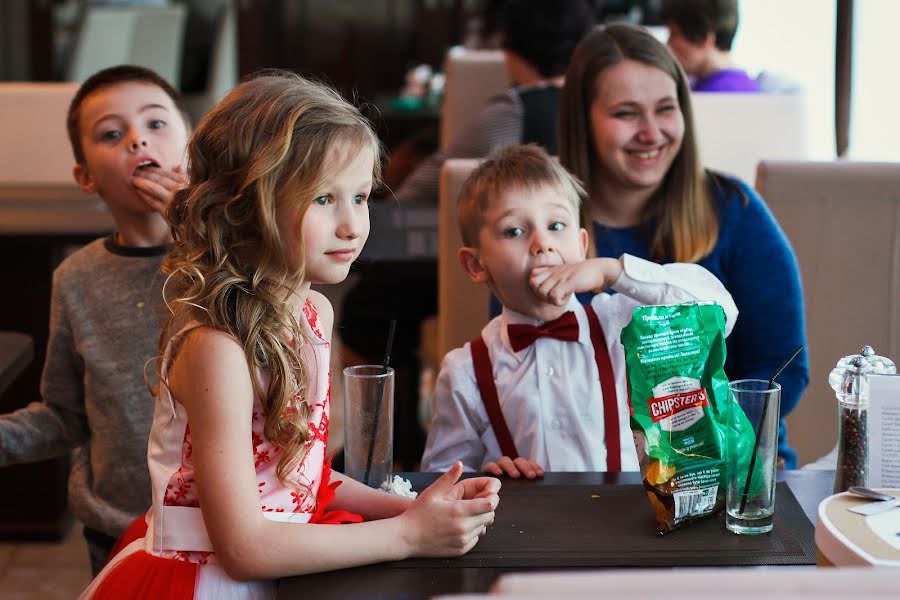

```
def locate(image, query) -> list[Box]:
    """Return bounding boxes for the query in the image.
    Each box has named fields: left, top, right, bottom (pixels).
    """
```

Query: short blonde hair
left=457, top=144, right=585, bottom=247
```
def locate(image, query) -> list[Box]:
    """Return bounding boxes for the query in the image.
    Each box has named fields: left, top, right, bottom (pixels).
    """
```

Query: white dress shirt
left=421, top=254, right=738, bottom=473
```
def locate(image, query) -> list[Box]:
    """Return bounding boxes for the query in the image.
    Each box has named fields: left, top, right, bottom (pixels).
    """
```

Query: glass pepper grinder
left=828, top=345, right=897, bottom=493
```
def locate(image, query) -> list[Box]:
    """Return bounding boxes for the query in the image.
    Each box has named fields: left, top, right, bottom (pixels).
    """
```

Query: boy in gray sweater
left=0, top=66, right=189, bottom=575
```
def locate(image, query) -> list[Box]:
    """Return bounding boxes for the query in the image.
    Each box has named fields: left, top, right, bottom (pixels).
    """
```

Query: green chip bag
left=620, top=302, right=754, bottom=535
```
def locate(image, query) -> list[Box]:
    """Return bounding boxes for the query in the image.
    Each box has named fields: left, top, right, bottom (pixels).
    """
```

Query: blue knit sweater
left=591, top=176, right=809, bottom=468
left=488, top=175, right=809, bottom=467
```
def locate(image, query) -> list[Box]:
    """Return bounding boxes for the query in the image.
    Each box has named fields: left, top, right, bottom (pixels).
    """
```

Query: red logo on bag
left=648, top=388, right=709, bottom=422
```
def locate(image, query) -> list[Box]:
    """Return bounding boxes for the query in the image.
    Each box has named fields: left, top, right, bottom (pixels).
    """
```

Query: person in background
left=421, top=144, right=737, bottom=477
left=559, top=24, right=808, bottom=468
left=0, top=65, right=190, bottom=575
left=339, top=0, right=594, bottom=471
left=80, top=72, right=500, bottom=599
left=394, top=0, right=594, bottom=205
left=660, top=0, right=759, bottom=92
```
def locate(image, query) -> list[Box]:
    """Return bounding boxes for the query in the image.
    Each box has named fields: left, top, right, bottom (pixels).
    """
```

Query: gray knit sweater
left=0, top=236, right=168, bottom=538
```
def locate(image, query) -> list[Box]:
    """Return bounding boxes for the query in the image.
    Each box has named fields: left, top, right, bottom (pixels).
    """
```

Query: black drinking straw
left=363, top=319, right=396, bottom=486
left=739, top=344, right=804, bottom=514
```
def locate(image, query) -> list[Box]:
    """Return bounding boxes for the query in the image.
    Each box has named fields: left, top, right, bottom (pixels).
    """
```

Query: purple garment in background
left=692, top=68, right=760, bottom=93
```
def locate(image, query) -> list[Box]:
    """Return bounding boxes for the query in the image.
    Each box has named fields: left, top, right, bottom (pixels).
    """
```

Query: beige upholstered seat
left=0, top=82, right=112, bottom=234
left=439, top=48, right=510, bottom=151
left=693, top=92, right=812, bottom=185
left=0, top=83, right=80, bottom=186
left=756, top=160, right=900, bottom=465
left=436, top=158, right=490, bottom=361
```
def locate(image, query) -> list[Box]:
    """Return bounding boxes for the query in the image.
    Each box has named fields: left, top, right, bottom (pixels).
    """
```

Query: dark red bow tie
left=507, top=311, right=579, bottom=352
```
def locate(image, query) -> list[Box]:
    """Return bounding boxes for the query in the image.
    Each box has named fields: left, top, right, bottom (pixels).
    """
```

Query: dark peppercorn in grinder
left=828, top=346, right=896, bottom=493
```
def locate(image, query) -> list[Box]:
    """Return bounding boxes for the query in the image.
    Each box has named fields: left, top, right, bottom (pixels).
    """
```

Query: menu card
left=868, top=373, right=900, bottom=487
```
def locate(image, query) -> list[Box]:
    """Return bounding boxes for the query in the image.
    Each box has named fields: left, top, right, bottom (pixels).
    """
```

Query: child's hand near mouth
left=530, top=257, right=624, bottom=305
left=132, top=163, right=189, bottom=216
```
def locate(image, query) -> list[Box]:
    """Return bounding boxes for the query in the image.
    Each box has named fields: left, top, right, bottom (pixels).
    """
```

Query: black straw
left=363, top=319, right=396, bottom=486
left=739, top=345, right=804, bottom=514
left=768, top=345, right=803, bottom=391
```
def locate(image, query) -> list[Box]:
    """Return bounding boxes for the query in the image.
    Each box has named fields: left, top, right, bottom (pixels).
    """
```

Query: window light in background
left=849, top=0, right=900, bottom=161
left=732, top=0, right=837, bottom=160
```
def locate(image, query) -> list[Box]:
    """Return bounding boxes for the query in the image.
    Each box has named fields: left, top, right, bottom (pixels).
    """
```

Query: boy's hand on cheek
left=132, top=165, right=189, bottom=216
left=530, top=258, right=623, bottom=303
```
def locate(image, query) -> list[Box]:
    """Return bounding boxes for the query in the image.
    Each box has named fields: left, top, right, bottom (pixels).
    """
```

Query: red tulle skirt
left=85, top=457, right=362, bottom=599
left=90, top=549, right=197, bottom=599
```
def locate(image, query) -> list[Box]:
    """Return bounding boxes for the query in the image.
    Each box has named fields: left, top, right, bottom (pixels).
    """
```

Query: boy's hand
left=400, top=462, right=499, bottom=557
left=131, top=164, right=189, bottom=217
left=530, top=258, right=624, bottom=305
left=482, top=456, right=544, bottom=479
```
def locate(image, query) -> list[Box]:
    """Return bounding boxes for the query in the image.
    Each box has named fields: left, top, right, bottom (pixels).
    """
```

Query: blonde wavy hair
left=161, top=71, right=382, bottom=489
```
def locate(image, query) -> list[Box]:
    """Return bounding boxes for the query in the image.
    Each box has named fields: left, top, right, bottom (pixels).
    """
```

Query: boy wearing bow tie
left=421, top=145, right=738, bottom=477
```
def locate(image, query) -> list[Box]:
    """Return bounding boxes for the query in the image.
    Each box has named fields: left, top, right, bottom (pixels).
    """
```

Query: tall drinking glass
left=343, top=365, right=394, bottom=489
left=726, top=379, right=781, bottom=534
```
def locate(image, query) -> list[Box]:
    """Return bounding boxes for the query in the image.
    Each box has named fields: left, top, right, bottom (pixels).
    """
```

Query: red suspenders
left=471, top=337, right=520, bottom=459
left=584, top=309, right=622, bottom=472
left=469, top=306, right=622, bottom=472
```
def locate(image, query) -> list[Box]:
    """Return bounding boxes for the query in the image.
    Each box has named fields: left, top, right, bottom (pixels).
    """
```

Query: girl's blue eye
left=314, top=195, right=330, bottom=205
left=549, top=221, right=565, bottom=232
left=353, top=194, right=368, bottom=205
left=148, top=119, right=166, bottom=130
left=502, top=227, right=523, bottom=238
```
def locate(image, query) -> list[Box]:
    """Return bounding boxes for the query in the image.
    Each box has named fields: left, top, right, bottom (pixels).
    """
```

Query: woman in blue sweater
left=558, top=24, right=809, bottom=468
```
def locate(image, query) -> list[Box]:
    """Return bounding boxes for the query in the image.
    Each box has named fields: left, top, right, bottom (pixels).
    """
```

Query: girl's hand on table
left=399, top=462, right=500, bottom=557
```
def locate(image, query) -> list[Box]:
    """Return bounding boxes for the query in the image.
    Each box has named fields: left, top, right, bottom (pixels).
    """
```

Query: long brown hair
left=162, top=71, right=382, bottom=489
left=559, top=23, right=717, bottom=263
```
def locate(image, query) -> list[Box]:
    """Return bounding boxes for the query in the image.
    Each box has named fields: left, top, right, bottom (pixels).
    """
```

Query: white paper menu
left=868, top=373, right=900, bottom=487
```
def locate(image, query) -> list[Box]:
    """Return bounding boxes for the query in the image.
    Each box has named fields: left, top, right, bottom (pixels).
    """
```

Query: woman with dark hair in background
left=394, top=0, right=595, bottom=205
left=660, top=0, right=759, bottom=92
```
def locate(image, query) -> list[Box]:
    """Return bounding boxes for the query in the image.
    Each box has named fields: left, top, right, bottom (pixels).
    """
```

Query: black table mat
left=395, top=482, right=815, bottom=568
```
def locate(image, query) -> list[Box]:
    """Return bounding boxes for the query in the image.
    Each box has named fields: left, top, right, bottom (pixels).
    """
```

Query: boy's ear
left=72, top=163, right=97, bottom=194
left=579, top=227, right=589, bottom=258
left=701, top=32, right=717, bottom=51
left=458, top=246, right=490, bottom=284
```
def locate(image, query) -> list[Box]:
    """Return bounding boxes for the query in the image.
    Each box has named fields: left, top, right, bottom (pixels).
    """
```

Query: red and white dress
left=81, top=300, right=359, bottom=600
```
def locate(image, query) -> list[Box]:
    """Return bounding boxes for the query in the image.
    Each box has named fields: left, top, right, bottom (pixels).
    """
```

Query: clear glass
left=726, top=379, right=781, bottom=535
left=343, top=365, right=394, bottom=490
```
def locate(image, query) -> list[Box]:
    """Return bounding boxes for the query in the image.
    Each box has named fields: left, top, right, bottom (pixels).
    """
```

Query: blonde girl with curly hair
left=81, top=71, right=500, bottom=600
